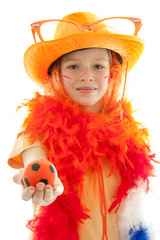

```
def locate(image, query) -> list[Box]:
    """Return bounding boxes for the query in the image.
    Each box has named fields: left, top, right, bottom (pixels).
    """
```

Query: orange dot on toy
left=23, top=159, right=57, bottom=187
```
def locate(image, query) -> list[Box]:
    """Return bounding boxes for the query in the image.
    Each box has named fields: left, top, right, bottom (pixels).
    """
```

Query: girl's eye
left=94, top=64, right=104, bottom=69
left=68, top=65, right=79, bottom=69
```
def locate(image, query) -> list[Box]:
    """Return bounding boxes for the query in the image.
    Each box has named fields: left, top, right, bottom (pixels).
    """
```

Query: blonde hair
left=48, top=49, right=125, bottom=113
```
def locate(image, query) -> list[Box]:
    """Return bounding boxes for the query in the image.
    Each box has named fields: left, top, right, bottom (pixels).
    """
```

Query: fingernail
left=46, top=188, right=51, bottom=193
left=29, top=189, right=34, bottom=194
left=37, top=184, right=44, bottom=190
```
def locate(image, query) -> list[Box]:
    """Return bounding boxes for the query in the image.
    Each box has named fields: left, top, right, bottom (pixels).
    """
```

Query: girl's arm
left=13, top=146, right=64, bottom=206
left=22, top=146, right=47, bottom=167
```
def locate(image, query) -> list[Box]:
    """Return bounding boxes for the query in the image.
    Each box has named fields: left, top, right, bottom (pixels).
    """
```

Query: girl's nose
left=80, top=67, right=94, bottom=82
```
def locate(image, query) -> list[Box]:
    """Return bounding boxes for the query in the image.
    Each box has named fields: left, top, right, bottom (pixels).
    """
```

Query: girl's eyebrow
left=94, top=58, right=108, bottom=62
left=62, top=58, right=79, bottom=63
left=63, top=57, right=108, bottom=63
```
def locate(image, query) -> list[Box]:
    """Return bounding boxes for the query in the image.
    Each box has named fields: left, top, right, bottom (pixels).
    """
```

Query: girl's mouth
left=76, top=86, right=97, bottom=93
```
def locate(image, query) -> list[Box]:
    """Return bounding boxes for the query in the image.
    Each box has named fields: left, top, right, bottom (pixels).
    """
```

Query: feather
left=27, top=192, right=89, bottom=240
left=129, top=226, right=150, bottom=240
left=117, top=179, right=160, bottom=240
left=18, top=92, right=156, bottom=239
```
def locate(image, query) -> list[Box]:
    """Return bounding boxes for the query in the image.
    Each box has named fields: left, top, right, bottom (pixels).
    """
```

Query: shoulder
left=22, top=92, right=61, bottom=113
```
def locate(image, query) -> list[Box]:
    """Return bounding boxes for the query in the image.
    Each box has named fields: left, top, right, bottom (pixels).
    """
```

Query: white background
left=1, top=0, right=160, bottom=239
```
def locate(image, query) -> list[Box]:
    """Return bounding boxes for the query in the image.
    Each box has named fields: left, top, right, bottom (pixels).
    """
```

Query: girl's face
left=60, top=48, right=110, bottom=113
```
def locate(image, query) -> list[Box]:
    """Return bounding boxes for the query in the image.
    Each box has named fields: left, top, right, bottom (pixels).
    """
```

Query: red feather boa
left=20, top=92, right=155, bottom=239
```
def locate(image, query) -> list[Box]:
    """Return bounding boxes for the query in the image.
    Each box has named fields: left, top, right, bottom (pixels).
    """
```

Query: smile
left=76, top=86, right=97, bottom=93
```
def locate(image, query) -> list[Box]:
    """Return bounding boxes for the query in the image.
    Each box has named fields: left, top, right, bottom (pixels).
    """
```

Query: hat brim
left=24, top=32, right=144, bottom=91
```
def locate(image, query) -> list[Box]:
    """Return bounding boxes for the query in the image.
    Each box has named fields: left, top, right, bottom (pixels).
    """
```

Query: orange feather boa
left=20, top=92, right=155, bottom=239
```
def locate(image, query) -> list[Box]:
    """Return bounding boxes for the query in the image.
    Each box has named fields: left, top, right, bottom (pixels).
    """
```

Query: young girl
left=9, top=12, right=160, bottom=240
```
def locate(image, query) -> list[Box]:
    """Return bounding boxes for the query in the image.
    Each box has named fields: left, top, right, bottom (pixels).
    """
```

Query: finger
left=53, top=177, right=64, bottom=197
left=43, top=185, right=56, bottom=204
left=21, top=186, right=35, bottom=201
left=32, top=183, right=45, bottom=205
left=13, top=168, right=24, bottom=185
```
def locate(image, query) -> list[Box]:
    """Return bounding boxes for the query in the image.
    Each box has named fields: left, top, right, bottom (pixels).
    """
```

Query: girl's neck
left=81, top=101, right=102, bottom=114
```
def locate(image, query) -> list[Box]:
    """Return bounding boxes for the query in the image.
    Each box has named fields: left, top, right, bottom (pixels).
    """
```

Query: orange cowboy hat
left=23, top=12, right=144, bottom=92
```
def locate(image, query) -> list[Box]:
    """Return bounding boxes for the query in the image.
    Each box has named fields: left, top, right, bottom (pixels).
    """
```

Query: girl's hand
left=13, top=168, right=64, bottom=206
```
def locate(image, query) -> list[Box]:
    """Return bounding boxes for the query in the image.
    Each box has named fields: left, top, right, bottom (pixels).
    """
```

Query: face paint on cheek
left=63, top=75, right=72, bottom=83
left=104, top=75, right=109, bottom=80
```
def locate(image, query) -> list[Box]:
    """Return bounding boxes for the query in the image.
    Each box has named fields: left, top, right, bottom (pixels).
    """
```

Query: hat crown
left=63, top=12, right=100, bottom=23
left=54, top=12, right=101, bottom=39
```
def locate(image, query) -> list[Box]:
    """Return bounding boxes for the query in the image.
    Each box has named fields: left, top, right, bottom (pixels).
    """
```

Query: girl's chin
left=78, top=102, right=102, bottom=113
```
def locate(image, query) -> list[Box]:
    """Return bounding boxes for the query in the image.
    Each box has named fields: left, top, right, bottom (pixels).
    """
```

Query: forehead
left=61, top=48, right=110, bottom=62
